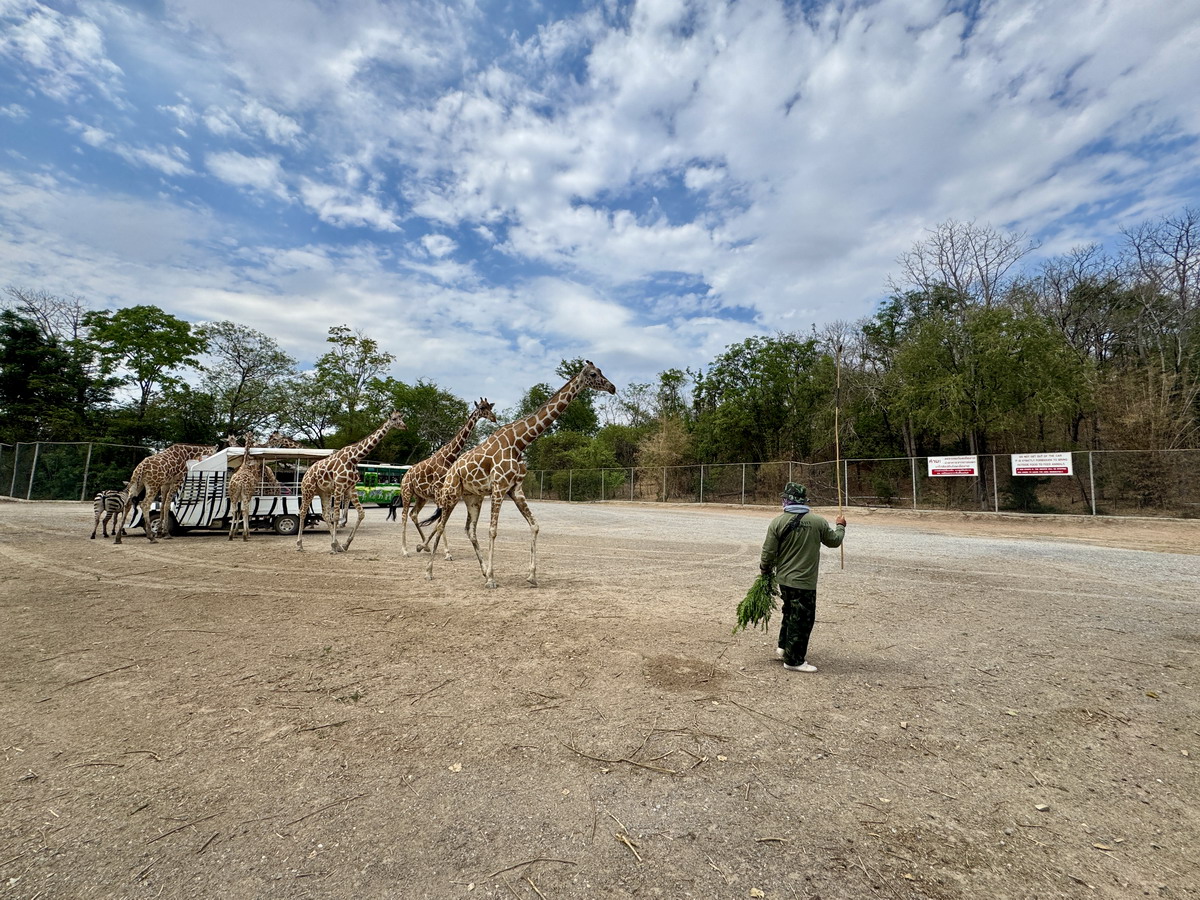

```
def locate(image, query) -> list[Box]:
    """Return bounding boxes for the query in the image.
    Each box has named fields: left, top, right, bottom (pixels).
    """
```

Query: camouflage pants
left=777, top=586, right=817, bottom=666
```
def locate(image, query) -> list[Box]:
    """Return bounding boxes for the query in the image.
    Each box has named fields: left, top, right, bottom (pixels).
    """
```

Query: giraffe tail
left=417, top=506, right=442, bottom=528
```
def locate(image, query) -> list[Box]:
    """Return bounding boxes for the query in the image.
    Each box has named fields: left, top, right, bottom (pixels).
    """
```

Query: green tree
left=0, top=310, right=96, bottom=441
left=690, top=333, right=827, bottom=462
left=889, top=300, right=1088, bottom=505
left=274, top=371, right=341, bottom=448
left=314, top=325, right=395, bottom=436
left=197, top=321, right=297, bottom=437
left=82, top=305, right=206, bottom=441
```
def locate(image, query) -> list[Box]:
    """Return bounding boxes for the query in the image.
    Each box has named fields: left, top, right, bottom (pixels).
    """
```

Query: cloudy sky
left=2, top=0, right=1198, bottom=410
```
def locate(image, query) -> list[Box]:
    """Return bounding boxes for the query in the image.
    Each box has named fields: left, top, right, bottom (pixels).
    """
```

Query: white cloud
left=238, top=98, right=303, bottom=147
left=206, top=151, right=287, bottom=199
left=420, top=233, right=456, bottom=258
left=298, top=178, right=398, bottom=231
left=0, top=1, right=124, bottom=102
left=1, top=0, right=1198, bottom=407
left=65, top=117, right=191, bottom=176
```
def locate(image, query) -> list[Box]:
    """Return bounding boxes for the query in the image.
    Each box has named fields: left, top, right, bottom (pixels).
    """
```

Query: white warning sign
left=1011, top=452, right=1073, bottom=476
left=928, top=455, right=979, bottom=477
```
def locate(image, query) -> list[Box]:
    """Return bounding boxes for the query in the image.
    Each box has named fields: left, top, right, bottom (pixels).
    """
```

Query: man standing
left=759, top=482, right=846, bottom=673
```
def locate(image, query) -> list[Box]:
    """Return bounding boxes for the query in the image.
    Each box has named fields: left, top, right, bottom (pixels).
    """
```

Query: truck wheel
left=273, top=514, right=301, bottom=536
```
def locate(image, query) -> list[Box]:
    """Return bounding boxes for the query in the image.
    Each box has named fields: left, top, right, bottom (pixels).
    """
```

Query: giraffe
left=227, top=431, right=266, bottom=541
left=424, top=361, right=616, bottom=588
left=397, top=398, right=497, bottom=560
left=114, top=442, right=217, bottom=544
left=266, top=431, right=305, bottom=449
left=296, top=410, right=406, bottom=553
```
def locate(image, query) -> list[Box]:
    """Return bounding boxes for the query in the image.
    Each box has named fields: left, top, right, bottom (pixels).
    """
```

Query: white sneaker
left=775, top=647, right=784, bottom=659
left=783, top=661, right=817, bottom=673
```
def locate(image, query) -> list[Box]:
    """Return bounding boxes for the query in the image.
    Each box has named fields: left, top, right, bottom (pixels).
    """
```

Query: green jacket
left=760, top=510, right=845, bottom=590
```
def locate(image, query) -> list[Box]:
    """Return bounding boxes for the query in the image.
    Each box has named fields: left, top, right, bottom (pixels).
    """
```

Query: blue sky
left=2, top=0, right=1198, bottom=411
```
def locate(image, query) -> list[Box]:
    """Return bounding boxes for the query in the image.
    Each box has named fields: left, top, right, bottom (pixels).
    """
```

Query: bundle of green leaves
left=733, top=572, right=779, bottom=634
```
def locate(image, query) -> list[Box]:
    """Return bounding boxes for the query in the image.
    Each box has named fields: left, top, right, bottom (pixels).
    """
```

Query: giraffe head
left=476, top=398, right=498, bottom=423
left=266, top=431, right=304, bottom=448
left=382, top=410, right=407, bottom=432
left=577, top=360, right=617, bottom=395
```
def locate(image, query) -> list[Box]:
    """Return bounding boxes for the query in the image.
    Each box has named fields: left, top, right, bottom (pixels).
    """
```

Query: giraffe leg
left=158, top=481, right=178, bottom=539
left=463, top=495, right=485, bottom=575
left=296, top=488, right=315, bottom=551
left=424, top=498, right=459, bottom=581
left=113, top=496, right=131, bottom=545
left=508, top=485, right=540, bottom=587
left=324, top=490, right=344, bottom=552
left=401, top=494, right=419, bottom=557
left=237, top=495, right=251, bottom=541
left=339, top=492, right=368, bottom=551
left=138, top=492, right=158, bottom=543
left=417, top=498, right=454, bottom=560
left=483, top=489, right=505, bottom=589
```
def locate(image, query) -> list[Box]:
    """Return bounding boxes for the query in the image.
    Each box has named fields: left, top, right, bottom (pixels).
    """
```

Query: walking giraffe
left=114, top=442, right=217, bottom=544
left=296, top=411, right=406, bottom=553
left=396, top=398, right=497, bottom=559
left=227, top=432, right=272, bottom=541
left=423, top=361, right=616, bottom=588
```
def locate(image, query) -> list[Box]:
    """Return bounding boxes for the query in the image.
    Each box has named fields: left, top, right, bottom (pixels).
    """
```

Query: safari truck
left=127, top=446, right=336, bottom=537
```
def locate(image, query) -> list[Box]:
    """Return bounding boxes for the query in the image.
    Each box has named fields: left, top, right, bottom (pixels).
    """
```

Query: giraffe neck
left=507, top=374, right=586, bottom=454
left=438, top=408, right=486, bottom=461
left=339, top=420, right=393, bottom=464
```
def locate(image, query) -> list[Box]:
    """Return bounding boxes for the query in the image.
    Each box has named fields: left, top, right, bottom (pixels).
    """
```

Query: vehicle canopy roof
left=188, top=447, right=335, bottom=473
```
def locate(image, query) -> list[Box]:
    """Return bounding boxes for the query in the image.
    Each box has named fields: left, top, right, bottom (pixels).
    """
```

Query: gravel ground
left=1, top=498, right=1197, bottom=899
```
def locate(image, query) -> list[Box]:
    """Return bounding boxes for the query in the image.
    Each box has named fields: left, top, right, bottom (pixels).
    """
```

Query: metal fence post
left=992, top=455, right=999, bottom=512
left=26, top=442, right=40, bottom=500
left=741, top=463, right=746, bottom=506
left=700, top=465, right=705, bottom=504
left=911, top=457, right=918, bottom=509
left=662, top=467, right=667, bottom=502
left=9, top=443, right=18, bottom=497
left=568, top=469, right=573, bottom=502
left=80, top=442, right=94, bottom=501
left=630, top=468, right=634, bottom=501
left=1088, top=452, right=1096, bottom=516
left=540, top=470, right=545, bottom=500
left=601, top=469, right=605, bottom=502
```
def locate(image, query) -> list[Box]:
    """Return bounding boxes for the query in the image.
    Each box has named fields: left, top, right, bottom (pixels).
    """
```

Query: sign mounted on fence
left=928, top=455, right=979, bottom=477
left=1011, top=452, right=1074, bottom=476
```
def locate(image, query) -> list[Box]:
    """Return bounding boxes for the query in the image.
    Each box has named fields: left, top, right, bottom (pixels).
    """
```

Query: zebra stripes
left=90, top=487, right=130, bottom=539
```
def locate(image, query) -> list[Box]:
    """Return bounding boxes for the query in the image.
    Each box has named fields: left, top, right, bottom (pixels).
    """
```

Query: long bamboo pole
left=835, top=344, right=844, bottom=570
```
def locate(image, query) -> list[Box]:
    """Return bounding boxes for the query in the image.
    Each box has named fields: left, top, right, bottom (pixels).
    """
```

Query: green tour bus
left=355, top=462, right=410, bottom=506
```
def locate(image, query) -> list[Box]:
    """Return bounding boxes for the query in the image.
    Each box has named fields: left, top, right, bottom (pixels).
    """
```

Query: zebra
left=90, top=484, right=131, bottom=539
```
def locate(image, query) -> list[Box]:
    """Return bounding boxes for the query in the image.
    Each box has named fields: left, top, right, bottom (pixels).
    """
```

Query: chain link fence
left=1, top=442, right=153, bottom=502
left=5, top=443, right=1198, bottom=518
left=522, top=449, right=1200, bottom=518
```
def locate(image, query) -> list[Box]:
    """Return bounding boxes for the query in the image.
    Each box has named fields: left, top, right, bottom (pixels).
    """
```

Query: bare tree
left=1121, top=207, right=1199, bottom=376
left=2, top=285, right=92, bottom=343
left=889, top=219, right=1039, bottom=308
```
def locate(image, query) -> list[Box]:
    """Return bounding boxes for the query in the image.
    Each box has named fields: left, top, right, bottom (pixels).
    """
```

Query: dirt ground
left=1, top=499, right=1197, bottom=900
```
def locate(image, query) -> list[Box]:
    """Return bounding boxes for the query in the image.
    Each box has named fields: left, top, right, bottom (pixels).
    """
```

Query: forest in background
left=2, top=210, right=1197, bottom=490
